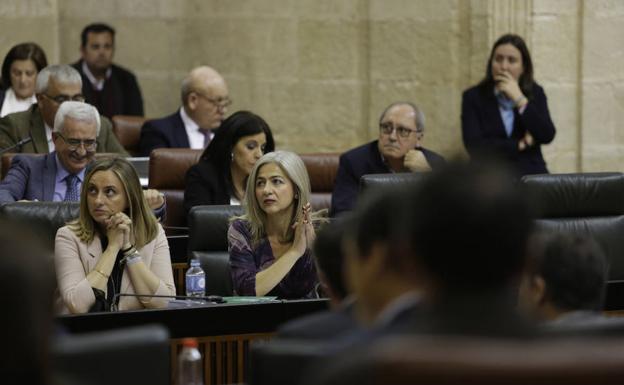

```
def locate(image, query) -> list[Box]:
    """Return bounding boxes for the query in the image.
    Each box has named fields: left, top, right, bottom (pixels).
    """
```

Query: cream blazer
left=55, top=223, right=175, bottom=314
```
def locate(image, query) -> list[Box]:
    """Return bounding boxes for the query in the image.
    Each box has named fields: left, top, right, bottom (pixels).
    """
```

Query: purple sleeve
left=276, top=248, right=318, bottom=299
left=228, top=220, right=258, bottom=296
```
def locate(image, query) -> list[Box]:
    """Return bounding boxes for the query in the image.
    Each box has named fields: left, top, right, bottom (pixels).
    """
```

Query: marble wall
left=0, top=0, right=622, bottom=172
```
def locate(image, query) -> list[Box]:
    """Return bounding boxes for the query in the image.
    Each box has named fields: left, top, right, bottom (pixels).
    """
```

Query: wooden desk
left=57, top=299, right=329, bottom=384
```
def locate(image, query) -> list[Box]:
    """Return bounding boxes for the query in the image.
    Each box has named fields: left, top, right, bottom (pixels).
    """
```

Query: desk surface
left=57, top=299, right=329, bottom=338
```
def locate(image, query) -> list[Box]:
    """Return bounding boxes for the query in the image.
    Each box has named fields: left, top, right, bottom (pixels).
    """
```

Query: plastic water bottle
left=177, top=338, right=203, bottom=385
left=185, top=259, right=205, bottom=297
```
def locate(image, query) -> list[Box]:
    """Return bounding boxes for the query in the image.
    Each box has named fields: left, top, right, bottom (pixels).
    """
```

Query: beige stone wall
left=0, top=0, right=622, bottom=172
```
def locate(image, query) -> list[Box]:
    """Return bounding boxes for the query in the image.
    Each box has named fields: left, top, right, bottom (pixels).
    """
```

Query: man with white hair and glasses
left=330, top=102, right=445, bottom=216
left=0, top=101, right=164, bottom=215
left=0, top=64, right=127, bottom=155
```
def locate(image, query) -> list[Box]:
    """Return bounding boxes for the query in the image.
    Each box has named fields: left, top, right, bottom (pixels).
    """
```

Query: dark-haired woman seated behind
left=184, top=110, right=275, bottom=211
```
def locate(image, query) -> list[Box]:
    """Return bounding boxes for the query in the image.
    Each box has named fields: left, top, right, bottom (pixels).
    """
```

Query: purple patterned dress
left=228, top=219, right=318, bottom=299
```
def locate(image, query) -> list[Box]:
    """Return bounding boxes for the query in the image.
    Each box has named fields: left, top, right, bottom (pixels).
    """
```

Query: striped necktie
left=64, top=174, right=80, bottom=202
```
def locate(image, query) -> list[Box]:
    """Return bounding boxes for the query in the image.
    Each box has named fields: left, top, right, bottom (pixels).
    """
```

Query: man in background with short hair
left=139, top=66, right=230, bottom=156
left=72, top=22, right=144, bottom=118
left=519, top=233, right=610, bottom=326
left=0, top=64, right=127, bottom=155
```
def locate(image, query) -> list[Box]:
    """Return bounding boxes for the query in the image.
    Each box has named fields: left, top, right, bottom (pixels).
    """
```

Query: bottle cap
left=182, top=338, right=198, bottom=348
left=190, top=259, right=200, bottom=267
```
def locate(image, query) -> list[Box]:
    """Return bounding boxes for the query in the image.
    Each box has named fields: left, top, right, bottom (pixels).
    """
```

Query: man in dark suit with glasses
left=330, top=102, right=445, bottom=216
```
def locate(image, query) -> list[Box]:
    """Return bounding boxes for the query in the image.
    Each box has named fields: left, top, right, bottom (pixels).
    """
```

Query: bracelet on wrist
left=121, top=251, right=142, bottom=266
left=94, top=268, right=109, bottom=279
left=120, top=244, right=135, bottom=254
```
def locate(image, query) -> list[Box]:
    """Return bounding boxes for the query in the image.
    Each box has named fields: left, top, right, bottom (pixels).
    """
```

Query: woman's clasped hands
left=105, top=212, right=134, bottom=250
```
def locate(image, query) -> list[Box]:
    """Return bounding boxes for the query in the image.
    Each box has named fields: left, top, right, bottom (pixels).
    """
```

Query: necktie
left=201, top=129, right=212, bottom=147
left=64, top=174, right=80, bottom=202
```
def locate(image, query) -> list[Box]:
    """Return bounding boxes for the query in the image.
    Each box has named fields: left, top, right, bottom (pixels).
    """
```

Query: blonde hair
left=237, top=151, right=327, bottom=245
left=68, top=157, right=158, bottom=247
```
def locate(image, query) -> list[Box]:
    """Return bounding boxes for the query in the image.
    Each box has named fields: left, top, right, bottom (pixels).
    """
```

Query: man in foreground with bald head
left=139, top=66, right=230, bottom=156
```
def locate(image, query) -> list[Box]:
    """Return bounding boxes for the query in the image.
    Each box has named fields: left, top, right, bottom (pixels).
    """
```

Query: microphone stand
left=0, top=133, right=33, bottom=155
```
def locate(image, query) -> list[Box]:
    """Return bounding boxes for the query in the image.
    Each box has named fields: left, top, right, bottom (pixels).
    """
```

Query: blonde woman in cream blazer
left=54, top=155, right=175, bottom=314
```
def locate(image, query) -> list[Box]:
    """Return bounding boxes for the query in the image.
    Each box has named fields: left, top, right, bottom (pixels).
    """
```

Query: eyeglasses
left=41, top=93, right=86, bottom=104
left=55, top=132, right=97, bottom=151
left=193, top=91, right=232, bottom=109
left=379, top=122, right=419, bottom=138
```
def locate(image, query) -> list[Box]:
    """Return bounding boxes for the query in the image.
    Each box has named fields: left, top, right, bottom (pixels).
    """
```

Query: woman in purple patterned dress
left=228, top=151, right=327, bottom=298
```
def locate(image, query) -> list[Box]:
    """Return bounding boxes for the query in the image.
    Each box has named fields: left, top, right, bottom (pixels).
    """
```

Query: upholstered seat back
left=0, top=202, right=79, bottom=249
left=52, top=324, right=169, bottom=385
left=359, top=172, right=430, bottom=194
left=522, top=172, right=624, bottom=310
left=111, top=115, right=147, bottom=156
left=299, top=153, right=340, bottom=211
left=148, top=148, right=202, bottom=228
left=188, top=205, right=244, bottom=296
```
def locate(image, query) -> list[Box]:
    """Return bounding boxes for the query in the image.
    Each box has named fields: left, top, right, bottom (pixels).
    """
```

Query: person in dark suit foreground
left=72, top=23, right=144, bottom=118
left=330, top=101, right=445, bottom=216
left=461, top=33, right=556, bottom=176
left=0, top=101, right=165, bottom=217
left=398, top=160, right=536, bottom=337
left=139, top=66, right=230, bottom=156
left=276, top=216, right=359, bottom=340
left=0, top=220, right=55, bottom=385
left=519, top=233, right=611, bottom=327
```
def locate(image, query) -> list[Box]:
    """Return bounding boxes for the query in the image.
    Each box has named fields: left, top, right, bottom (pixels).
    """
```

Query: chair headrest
left=522, top=172, right=624, bottom=217
left=299, top=153, right=340, bottom=192
left=359, top=173, right=430, bottom=193
left=148, top=148, right=202, bottom=189
left=0, top=202, right=79, bottom=249
left=188, top=205, right=244, bottom=251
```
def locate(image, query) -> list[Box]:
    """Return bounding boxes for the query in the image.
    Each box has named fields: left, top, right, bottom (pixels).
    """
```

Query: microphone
left=110, top=293, right=225, bottom=312
left=0, top=131, right=33, bottom=155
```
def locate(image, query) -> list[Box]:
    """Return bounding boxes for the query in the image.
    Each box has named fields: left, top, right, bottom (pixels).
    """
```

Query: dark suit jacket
left=183, top=160, right=232, bottom=213
left=330, top=140, right=445, bottom=216
left=0, top=104, right=128, bottom=155
left=0, top=152, right=57, bottom=202
left=461, top=83, right=556, bottom=176
left=72, top=60, right=144, bottom=119
left=276, top=300, right=359, bottom=341
left=139, top=111, right=190, bottom=157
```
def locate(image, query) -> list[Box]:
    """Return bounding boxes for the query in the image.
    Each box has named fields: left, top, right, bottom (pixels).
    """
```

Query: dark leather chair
left=359, top=172, right=430, bottom=194
left=0, top=202, right=79, bottom=249
left=521, top=172, right=624, bottom=310
left=111, top=115, right=147, bottom=156
left=314, top=335, right=624, bottom=385
left=148, top=148, right=202, bottom=228
left=187, top=205, right=244, bottom=296
left=51, top=324, right=169, bottom=385
left=300, top=153, right=340, bottom=211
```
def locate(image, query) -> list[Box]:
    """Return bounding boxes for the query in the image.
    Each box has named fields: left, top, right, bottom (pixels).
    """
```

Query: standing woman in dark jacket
left=184, top=110, right=275, bottom=212
left=461, top=34, right=556, bottom=176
